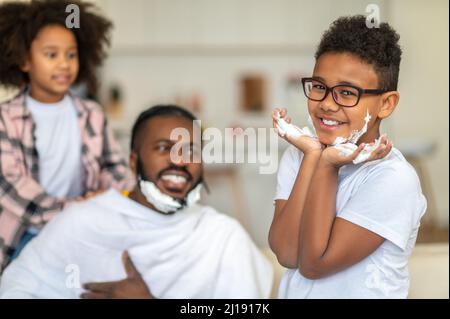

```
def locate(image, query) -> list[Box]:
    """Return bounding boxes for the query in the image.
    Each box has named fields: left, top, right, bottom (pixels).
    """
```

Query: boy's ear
left=377, top=91, right=400, bottom=119
left=129, top=151, right=137, bottom=175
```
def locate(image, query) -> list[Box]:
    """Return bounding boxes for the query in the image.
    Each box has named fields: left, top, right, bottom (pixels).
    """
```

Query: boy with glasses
left=269, top=15, right=426, bottom=298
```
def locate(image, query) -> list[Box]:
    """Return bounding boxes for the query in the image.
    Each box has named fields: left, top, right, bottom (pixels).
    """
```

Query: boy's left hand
left=321, top=135, right=393, bottom=169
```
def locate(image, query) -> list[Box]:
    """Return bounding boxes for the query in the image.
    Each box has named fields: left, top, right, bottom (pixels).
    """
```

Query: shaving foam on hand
left=333, top=137, right=382, bottom=164
left=275, top=112, right=315, bottom=139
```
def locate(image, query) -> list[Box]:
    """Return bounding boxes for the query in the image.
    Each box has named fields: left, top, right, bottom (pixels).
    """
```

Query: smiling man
left=0, top=105, right=273, bottom=299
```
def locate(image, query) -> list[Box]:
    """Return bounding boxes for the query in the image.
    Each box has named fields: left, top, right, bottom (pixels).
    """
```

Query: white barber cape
left=0, top=189, right=273, bottom=299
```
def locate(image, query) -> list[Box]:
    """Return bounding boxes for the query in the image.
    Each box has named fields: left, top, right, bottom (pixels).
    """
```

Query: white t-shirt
left=274, top=145, right=427, bottom=299
left=26, top=94, right=84, bottom=199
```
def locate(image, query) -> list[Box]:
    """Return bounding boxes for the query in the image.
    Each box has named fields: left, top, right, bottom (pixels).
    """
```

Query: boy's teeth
left=322, top=119, right=340, bottom=126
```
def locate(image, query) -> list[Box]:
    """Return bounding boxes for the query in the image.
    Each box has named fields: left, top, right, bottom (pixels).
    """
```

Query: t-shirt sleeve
left=338, top=163, right=427, bottom=251
left=274, top=145, right=303, bottom=201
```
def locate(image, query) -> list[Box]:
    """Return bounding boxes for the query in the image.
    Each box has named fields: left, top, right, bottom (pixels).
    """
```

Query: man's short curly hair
left=0, top=0, right=112, bottom=95
left=315, top=15, right=402, bottom=91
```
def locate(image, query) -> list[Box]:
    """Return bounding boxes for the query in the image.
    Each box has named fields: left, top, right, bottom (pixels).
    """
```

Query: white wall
left=388, top=0, right=449, bottom=226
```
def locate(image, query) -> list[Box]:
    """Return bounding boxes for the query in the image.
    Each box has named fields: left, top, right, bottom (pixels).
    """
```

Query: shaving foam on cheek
left=331, top=110, right=371, bottom=146
left=331, top=109, right=385, bottom=164
left=348, top=111, right=372, bottom=144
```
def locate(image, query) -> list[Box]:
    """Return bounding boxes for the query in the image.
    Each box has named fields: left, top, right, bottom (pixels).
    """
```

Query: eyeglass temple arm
left=362, top=88, right=388, bottom=94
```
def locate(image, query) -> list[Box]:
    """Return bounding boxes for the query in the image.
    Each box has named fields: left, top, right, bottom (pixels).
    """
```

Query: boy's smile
left=308, top=52, right=384, bottom=146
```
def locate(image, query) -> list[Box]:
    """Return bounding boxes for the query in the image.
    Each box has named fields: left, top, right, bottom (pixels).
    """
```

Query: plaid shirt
left=0, top=90, right=135, bottom=269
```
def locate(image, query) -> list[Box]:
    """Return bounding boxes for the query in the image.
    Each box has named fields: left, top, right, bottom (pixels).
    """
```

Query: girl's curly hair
left=0, top=0, right=112, bottom=95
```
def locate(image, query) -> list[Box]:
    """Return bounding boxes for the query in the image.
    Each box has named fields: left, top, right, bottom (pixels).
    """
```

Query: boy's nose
left=319, top=91, right=340, bottom=112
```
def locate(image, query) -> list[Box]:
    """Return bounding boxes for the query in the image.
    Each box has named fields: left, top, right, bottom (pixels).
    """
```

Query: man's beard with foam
left=136, top=158, right=203, bottom=214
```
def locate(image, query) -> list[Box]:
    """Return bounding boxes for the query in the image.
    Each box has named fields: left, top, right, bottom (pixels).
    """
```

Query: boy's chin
left=317, top=133, right=349, bottom=146
left=317, top=134, right=337, bottom=146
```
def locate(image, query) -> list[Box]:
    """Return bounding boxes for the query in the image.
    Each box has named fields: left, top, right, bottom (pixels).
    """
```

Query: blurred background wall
left=0, top=0, right=448, bottom=247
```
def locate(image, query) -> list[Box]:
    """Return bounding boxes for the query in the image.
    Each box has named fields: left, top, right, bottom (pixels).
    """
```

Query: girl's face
left=307, top=52, right=385, bottom=146
left=22, top=24, right=79, bottom=103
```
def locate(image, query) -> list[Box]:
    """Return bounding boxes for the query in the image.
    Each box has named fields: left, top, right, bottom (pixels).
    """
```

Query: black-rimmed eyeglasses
left=301, top=77, right=388, bottom=107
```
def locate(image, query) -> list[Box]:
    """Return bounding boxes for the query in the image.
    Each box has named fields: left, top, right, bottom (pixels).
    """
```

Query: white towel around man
left=0, top=189, right=273, bottom=299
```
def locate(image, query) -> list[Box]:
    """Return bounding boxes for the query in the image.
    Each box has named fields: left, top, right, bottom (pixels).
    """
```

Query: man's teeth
left=161, top=175, right=187, bottom=183
left=322, top=118, right=342, bottom=126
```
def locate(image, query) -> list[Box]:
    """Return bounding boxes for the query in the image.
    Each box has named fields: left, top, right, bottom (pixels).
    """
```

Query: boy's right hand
left=272, top=108, right=323, bottom=155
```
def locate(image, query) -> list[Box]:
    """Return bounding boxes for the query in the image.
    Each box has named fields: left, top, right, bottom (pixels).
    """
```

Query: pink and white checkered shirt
left=0, top=90, right=135, bottom=269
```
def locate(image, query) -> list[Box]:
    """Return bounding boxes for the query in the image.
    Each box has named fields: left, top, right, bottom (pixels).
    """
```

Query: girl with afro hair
left=0, top=0, right=134, bottom=269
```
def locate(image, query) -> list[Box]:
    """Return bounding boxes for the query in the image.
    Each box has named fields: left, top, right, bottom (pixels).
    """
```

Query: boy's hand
left=321, top=135, right=393, bottom=169
left=272, top=108, right=323, bottom=155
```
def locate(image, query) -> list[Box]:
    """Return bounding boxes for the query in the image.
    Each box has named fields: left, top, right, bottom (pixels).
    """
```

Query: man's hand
left=272, top=107, right=323, bottom=155
left=81, top=251, right=153, bottom=299
left=321, top=135, right=392, bottom=169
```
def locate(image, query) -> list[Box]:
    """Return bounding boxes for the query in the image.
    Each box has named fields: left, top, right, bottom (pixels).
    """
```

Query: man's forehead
left=144, top=116, right=195, bottom=142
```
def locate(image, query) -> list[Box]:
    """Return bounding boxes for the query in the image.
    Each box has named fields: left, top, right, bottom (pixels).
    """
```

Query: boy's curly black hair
left=0, top=0, right=112, bottom=95
left=315, top=15, right=402, bottom=91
